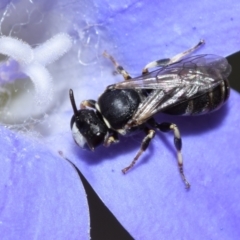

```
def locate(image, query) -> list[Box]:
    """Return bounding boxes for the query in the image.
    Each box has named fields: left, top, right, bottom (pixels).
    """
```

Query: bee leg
left=153, top=121, right=190, bottom=189
left=122, top=128, right=155, bottom=174
left=80, top=99, right=96, bottom=109
left=103, top=51, right=132, bottom=80
left=142, top=39, right=205, bottom=74
left=104, top=131, right=119, bottom=147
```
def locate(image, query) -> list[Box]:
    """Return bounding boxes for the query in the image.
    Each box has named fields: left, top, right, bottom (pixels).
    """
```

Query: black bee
left=69, top=40, right=231, bottom=189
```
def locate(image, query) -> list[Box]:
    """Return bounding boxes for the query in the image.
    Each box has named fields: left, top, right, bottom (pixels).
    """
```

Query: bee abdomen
left=163, top=79, right=230, bottom=116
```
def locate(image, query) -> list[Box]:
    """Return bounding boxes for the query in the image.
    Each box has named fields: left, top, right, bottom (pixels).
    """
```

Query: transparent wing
left=128, top=87, right=192, bottom=126
left=109, top=54, right=231, bottom=91
left=109, top=54, right=232, bottom=126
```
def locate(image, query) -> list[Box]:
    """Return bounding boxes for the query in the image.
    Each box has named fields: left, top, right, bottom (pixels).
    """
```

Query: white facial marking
left=72, top=122, right=87, bottom=148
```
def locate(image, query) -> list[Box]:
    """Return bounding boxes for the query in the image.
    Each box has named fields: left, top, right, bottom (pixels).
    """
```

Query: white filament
left=0, top=33, right=73, bottom=105
left=0, top=36, right=33, bottom=64
left=34, top=33, right=72, bottom=66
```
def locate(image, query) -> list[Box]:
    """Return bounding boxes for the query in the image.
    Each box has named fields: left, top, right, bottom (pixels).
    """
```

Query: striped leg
left=122, top=128, right=155, bottom=174
left=155, top=122, right=190, bottom=189
left=103, top=51, right=132, bottom=80
left=142, top=40, right=205, bottom=74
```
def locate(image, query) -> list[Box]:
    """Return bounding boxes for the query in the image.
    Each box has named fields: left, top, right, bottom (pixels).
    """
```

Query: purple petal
left=92, top=0, right=240, bottom=62
left=49, top=0, right=240, bottom=239
left=0, top=127, right=89, bottom=239
left=0, top=1, right=10, bottom=10
left=0, top=59, right=26, bottom=84
left=1, top=0, right=240, bottom=239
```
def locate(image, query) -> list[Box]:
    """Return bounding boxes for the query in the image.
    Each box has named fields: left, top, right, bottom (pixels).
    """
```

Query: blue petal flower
left=1, top=0, right=240, bottom=239
left=0, top=127, right=89, bottom=239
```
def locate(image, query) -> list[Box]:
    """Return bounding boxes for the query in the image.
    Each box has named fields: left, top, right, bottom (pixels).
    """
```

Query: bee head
left=69, top=89, right=108, bottom=151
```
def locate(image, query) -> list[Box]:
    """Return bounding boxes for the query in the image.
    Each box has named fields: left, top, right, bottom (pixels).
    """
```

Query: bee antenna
left=69, top=89, right=78, bottom=115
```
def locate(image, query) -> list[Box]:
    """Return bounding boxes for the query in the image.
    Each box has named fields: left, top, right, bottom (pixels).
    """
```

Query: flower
left=1, top=0, right=240, bottom=239
left=0, top=127, right=89, bottom=239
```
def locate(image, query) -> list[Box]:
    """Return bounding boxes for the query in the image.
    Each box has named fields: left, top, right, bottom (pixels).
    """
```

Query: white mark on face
left=72, top=122, right=87, bottom=148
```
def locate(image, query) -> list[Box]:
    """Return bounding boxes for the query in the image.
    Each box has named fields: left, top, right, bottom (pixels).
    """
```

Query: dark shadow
left=227, top=51, right=240, bottom=93
left=60, top=154, right=134, bottom=240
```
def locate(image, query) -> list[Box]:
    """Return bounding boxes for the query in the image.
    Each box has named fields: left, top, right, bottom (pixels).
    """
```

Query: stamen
left=0, top=36, right=33, bottom=64
left=0, top=33, right=72, bottom=105
left=33, top=33, right=72, bottom=66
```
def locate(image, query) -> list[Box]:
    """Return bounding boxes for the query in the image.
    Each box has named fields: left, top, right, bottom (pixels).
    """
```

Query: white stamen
left=0, top=33, right=73, bottom=105
left=34, top=33, right=72, bottom=66
left=0, top=36, right=33, bottom=64
left=21, top=63, right=52, bottom=105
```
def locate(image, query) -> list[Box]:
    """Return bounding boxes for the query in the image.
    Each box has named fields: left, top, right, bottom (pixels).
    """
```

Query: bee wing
left=109, top=54, right=231, bottom=91
left=129, top=86, right=195, bottom=126
left=116, top=54, right=231, bottom=126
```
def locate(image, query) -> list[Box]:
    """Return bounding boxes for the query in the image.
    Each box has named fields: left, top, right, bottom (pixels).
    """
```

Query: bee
left=69, top=40, right=231, bottom=189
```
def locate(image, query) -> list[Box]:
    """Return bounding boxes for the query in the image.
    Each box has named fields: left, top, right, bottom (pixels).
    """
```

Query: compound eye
left=71, top=121, right=90, bottom=150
